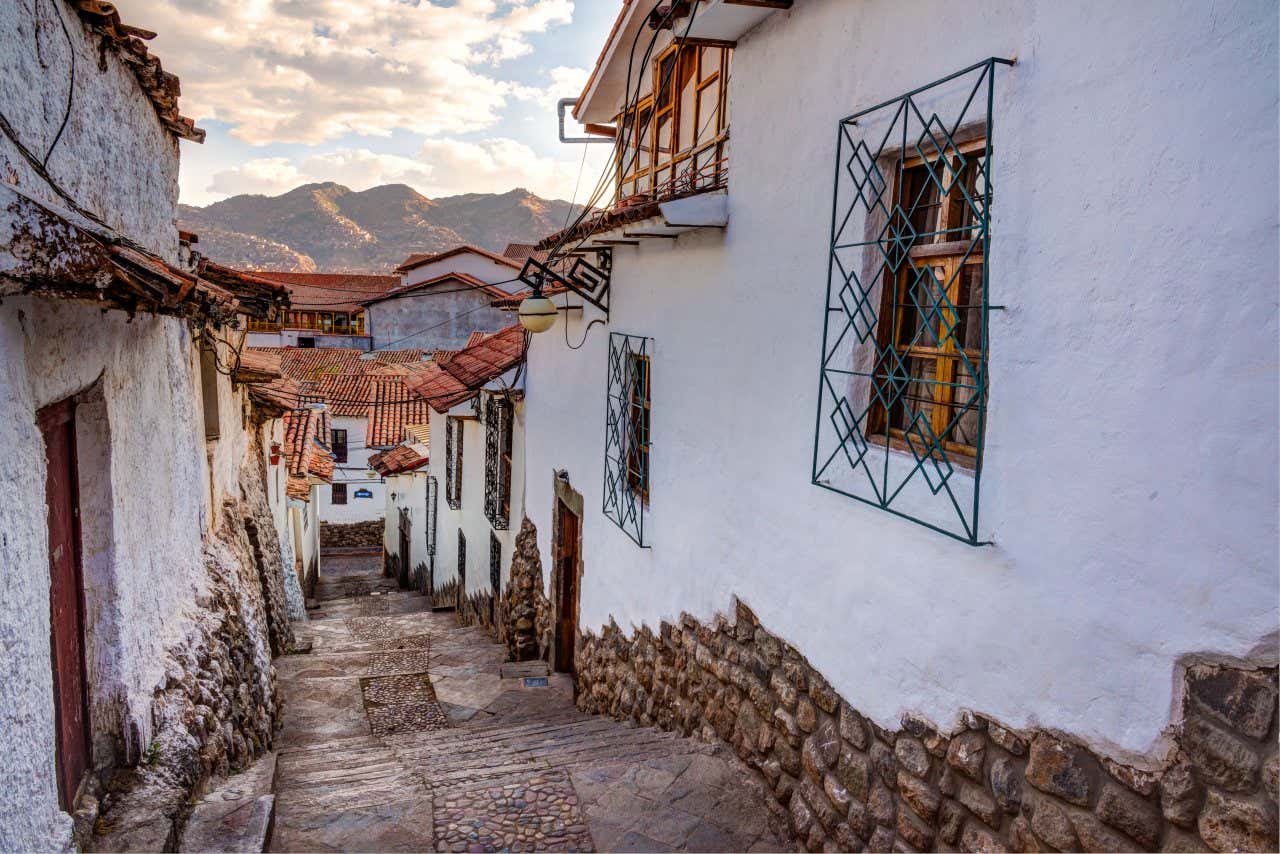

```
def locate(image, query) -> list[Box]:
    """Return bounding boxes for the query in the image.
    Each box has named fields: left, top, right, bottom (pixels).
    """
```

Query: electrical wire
left=42, top=0, right=74, bottom=169
left=286, top=275, right=526, bottom=309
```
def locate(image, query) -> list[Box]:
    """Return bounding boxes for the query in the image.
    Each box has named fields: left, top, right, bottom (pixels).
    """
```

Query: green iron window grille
left=484, top=395, right=514, bottom=530
left=812, top=58, right=1013, bottom=545
left=445, top=416, right=463, bottom=510
left=603, top=333, right=652, bottom=547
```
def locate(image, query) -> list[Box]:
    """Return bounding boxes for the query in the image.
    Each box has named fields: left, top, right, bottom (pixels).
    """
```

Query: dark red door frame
left=38, top=398, right=91, bottom=810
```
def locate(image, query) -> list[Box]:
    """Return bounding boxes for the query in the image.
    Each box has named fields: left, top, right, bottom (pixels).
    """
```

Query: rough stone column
left=502, top=518, right=552, bottom=662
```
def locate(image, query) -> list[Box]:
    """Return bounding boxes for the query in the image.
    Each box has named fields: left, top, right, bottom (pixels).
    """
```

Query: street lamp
left=518, top=280, right=557, bottom=333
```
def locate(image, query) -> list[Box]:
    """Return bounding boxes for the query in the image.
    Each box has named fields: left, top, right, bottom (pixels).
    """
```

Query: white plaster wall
left=0, top=297, right=210, bottom=849
left=317, top=415, right=384, bottom=523
left=425, top=389, right=527, bottom=599
left=0, top=2, right=181, bottom=260
left=523, top=0, right=1280, bottom=758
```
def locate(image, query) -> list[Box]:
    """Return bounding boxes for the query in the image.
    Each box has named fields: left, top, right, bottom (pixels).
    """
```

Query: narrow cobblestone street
left=270, top=553, right=787, bottom=852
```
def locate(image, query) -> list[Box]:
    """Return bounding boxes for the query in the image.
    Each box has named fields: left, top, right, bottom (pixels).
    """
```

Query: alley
left=270, top=553, right=787, bottom=852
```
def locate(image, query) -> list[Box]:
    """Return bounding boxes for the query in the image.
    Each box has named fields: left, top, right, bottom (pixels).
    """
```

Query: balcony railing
left=248, top=310, right=366, bottom=335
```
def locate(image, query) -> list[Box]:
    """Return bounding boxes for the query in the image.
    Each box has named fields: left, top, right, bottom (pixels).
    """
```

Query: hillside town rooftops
left=394, top=244, right=523, bottom=274
left=68, top=0, right=205, bottom=141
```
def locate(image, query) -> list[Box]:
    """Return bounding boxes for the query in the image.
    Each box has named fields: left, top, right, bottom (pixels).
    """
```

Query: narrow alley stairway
left=269, top=553, right=788, bottom=852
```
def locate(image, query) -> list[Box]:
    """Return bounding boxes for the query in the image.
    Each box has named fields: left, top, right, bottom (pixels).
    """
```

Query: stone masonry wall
left=90, top=496, right=284, bottom=851
left=576, top=600, right=1279, bottom=853
left=501, top=519, right=553, bottom=663
left=322, top=520, right=384, bottom=550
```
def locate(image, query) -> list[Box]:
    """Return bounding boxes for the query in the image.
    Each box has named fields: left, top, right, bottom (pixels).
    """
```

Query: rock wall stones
left=501, top=518, right=553, bottom=662
left=321, top=520, right=384, bottom=550
left=575, top=599, right=1278, bottom=853
left=91, top=503, right=283, bottom=851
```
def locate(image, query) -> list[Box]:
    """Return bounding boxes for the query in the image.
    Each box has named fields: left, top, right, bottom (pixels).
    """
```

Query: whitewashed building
left=366, top=246, right=529, bottom=351
left=0, top=3, right=298, bottom=848
left=382, top=326, right=528, bottom=642
left=510, top=2, right=1280, bottom=852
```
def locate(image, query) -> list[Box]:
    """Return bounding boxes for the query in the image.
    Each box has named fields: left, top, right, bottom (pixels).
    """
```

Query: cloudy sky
left=116, top=0, right=617, bottom=206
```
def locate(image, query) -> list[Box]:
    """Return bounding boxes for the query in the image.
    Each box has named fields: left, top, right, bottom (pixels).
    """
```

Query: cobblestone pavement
left=270, top=553, right=788, bottom=852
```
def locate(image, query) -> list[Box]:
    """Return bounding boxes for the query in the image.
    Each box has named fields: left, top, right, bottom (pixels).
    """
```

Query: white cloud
left=206, top=140, right=609, bottom=202
left=122, top=0, right=577, bottom=145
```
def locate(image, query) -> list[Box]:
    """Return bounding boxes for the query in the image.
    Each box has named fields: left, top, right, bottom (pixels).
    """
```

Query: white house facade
left=0, top=3, right=299, bottom=847
left=510, top=2, right=1280, bottom=852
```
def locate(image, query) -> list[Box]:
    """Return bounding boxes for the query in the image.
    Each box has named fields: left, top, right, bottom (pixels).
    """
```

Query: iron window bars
left=445, top=416, right=463, bottom=510
left=603, top=333, right=652, bottom=547
left=484, top=395, right=514, bottom=530
left=425, top=475, right=438, bottom=592
left=812, top=58, right=1013, bottom=545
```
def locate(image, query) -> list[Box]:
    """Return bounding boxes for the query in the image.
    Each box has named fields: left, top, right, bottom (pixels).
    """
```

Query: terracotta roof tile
left=367, top=375, right=432, bottom=448
left=401, top=324, right=527, bottom=414
left=368, top=444, right=429, bottom=476
left=252, top=271, right=398, bottom=312
left=233, top=348, right=282, bottom=383
left=67, top=1, right=205, bottom=141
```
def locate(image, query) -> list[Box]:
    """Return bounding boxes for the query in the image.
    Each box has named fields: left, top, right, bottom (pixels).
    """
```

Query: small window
left=484, top=397, right=514, bottom=530
left=331, top=428, right=348, bottom=463
left=603, top=333, right=652, bottom=546
left=445, top=416, right=464, bottom=509
left=331, top=483, right=348, bottom=505
left=297, top=337, right=316, bottom=349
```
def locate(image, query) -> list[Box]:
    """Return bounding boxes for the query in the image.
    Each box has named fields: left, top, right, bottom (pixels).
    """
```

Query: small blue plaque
left=522, top=677, right=549, bottom=688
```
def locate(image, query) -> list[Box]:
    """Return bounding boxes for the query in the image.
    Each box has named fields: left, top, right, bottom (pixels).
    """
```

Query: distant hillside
left=179, top=183, right=578, bottom=273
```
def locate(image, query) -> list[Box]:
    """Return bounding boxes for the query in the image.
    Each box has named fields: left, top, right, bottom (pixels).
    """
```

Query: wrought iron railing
left=603, top=333, right=652, bottom=547
left=811, top=58, right=1013, bottom=545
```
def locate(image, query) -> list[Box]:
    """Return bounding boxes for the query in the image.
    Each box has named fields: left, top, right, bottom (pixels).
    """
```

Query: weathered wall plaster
left=0, top=2, right=180, bottom=259
left=523, top=0, right=1279, bottom=760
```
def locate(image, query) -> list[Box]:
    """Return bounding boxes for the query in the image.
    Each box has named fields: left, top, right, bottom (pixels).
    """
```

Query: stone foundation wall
left=576, top=600, right=1278, bottom=853
left=458, top=588, right=500, bottom=638
left=429, top=578, right=460, bottom=611
left=321, top=520, right=383, bottom=550
left=90, top=488, right=285, bottom=850
left=501, top=519, right=553, bottom=662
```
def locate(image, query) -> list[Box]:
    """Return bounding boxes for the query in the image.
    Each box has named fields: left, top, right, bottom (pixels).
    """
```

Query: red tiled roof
left=402, top=324, right=527, bottom=413
left=366, top=375, right=432, bottom=448
left=395, top=245, right=523, bottom=274
left=252, top=271, right=399, bottom=313
left=312, top=373, right=372, bottom=417
left=368, top=444, right=429, bottom=477
left=441, top=325, right=526, bottom=389
left=68, top=1, right=205, bottom=141
left=502, top=243, right=549, bottom=265
left=535, top=199, right=662, bottom=250
left=233, top=348, right=282, bottom=383
left=251, top=347, right=428, bottom=383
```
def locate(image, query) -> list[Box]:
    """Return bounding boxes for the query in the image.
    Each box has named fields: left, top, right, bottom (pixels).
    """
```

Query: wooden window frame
left=867, top=137, right=988, bottom=465
left=614, top=43, right=730, bottom=203
left=331, top=428, right=348, bottom=464
left=625, top=354, right=651, bottom=504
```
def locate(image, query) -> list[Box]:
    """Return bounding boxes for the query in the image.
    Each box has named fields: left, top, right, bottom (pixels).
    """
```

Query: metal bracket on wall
left=518, top=248, right=613, bottom=316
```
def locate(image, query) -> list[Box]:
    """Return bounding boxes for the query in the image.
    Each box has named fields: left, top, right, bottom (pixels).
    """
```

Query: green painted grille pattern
left=603, top=332, right=651, bottom=547
left=812, top=58, right=1012, bottom=545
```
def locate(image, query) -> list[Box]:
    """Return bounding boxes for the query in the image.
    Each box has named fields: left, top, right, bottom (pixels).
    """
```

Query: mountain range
left=178, top=183, right=579, bottom=273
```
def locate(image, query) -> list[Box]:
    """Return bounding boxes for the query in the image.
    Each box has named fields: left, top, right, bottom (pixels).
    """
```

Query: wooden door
left=554, top=502, right=580, bottom=674
left=398, top=509, right=411, bottom=589
left=39, top=399, right=90, bottom=809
